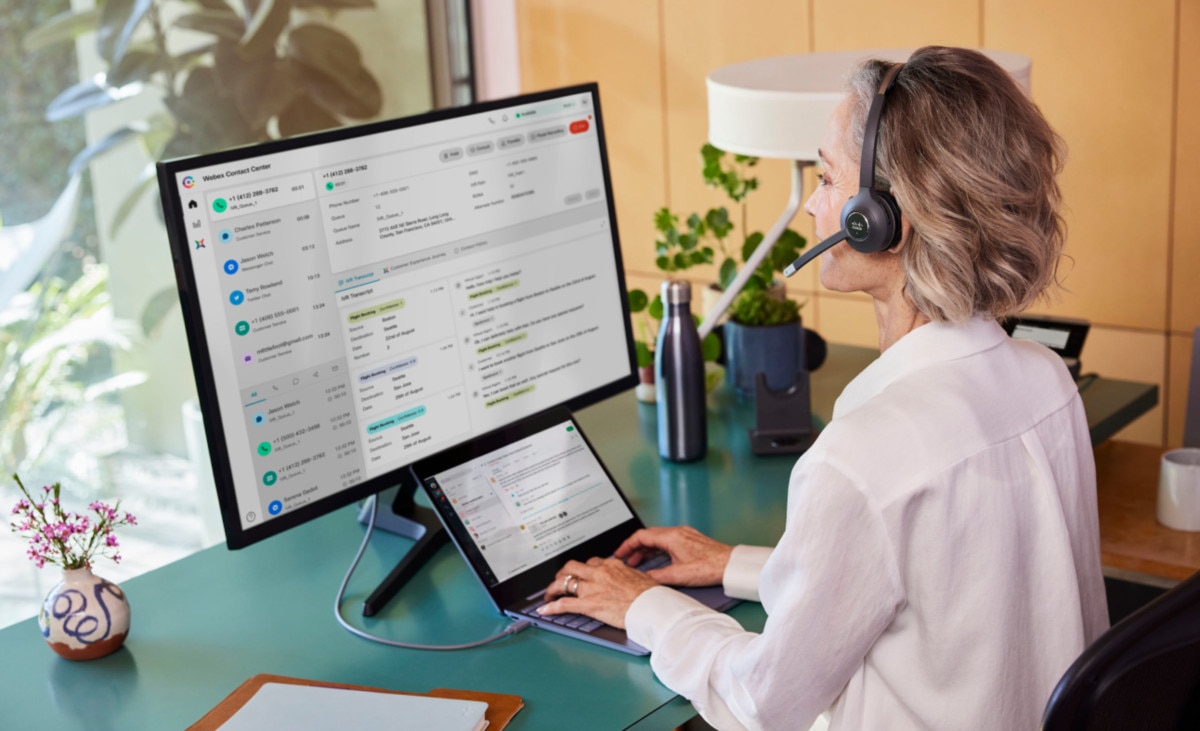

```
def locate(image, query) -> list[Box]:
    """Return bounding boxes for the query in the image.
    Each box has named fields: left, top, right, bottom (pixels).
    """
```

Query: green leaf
left=678, top=232, right=696, bottom=251
left=664, top=227, right=680, bottom=246
left=656, top=255, right=671, bottom=271
left=174, top=9, right=246, bottom=41
left=741, top=231, right=765, bottom=263
left=648, top=295, right=664, bottom=320
left=98, top=0, right=153, bottom=67
left=689, top=250, right=708, bottom=266
left=673, top=253, right=687, bottom=270
left=701, top=332, right=721, bottom=362
left=23, top=8, right=100, bottom=53
left=700, top=143, right=723, bottom=165
left=46, top=80, right=127, bottom=122
left=653, top=207, right=677, bottom=232
left=109, top=167, right=156, bottom=239
left=140, top=286, right=180, bottom=337
left=277, top=94, right=341, bottom=137
left=68, top=124, right=145, bottom=176
left=718, top=258, right=738, bottom=290
left=107, top=47, right=162, bottom=86
left=705, top=207, right=732, bottom=239
left=292, top=60, right=382, bottom=119
left=634, top=341, right=653, bottom=369
left=287, top=24, right=380, bottom=117
left=686, top=212, right=702, bottom=232
left=627, top=288, right=648, bottom=313
left=241, top=0, right=293, bottom=60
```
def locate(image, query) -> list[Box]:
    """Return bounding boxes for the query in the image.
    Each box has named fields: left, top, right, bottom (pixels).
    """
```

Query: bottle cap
left=661, top=280, right=691, bottom=305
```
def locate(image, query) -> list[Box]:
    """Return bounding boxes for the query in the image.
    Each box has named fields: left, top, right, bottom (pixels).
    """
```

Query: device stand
left=357, top=472, right=449, bottom=617
left=748, top=371, right=818, bottom=456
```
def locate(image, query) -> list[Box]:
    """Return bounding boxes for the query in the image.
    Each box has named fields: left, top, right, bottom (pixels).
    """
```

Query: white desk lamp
left=698, top=49, right=1032, bottom=338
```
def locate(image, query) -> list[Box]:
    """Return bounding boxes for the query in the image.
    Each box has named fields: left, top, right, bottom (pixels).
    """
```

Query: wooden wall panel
left=986, top=0, right=1176, bottom=331
left=812, top=0, right=980, bottom=51
left=1085, top=327, right=1166, bottom=445
left=659, top=0, right=813, bottom=296
left=514, top=0, right=666, bottom=272
left=1173, top=0, right=1200, bottom=334
left=1168, top=332, right=1197, bottom=447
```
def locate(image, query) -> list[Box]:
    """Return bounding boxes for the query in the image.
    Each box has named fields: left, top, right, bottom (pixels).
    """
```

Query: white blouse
left=625, top=318, right=1108, bottom=731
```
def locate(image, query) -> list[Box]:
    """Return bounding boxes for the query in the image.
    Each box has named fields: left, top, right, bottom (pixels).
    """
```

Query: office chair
left=1041, top=568, right=1200, bottom=730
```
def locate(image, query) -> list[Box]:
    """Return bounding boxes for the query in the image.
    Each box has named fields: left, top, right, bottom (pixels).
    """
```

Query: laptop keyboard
left=518, top=553, right=671, bottom=634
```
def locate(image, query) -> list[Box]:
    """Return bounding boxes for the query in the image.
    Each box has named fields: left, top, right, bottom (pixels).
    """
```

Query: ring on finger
left=568, top=577, right=580, bottom=596
left=562, top=574, right=574, bottom=596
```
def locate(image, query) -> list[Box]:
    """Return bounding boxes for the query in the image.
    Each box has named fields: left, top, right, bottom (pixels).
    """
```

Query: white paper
left=218, top=683, right=488, bottom=731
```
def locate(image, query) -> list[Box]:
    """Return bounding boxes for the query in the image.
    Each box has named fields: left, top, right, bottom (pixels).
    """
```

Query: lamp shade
left=707, top=48, right=1032, bottom=161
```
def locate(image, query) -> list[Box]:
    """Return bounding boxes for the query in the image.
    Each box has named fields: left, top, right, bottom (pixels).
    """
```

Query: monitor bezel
left=155, top=83, right=638, bottom=549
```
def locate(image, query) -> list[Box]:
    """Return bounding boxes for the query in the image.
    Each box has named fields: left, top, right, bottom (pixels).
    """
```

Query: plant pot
left=724, top=319, right=806, bottom=400
left=636, top=365, right=656, bottom=403
left=39, top=567, right=130, bottom=661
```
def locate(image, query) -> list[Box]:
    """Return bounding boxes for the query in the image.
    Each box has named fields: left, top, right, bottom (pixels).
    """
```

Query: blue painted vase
left=39, top=568, right=130, bottom=660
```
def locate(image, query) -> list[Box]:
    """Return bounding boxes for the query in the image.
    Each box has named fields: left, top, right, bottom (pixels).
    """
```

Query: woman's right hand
left=614, top=526, right=733, bottom=587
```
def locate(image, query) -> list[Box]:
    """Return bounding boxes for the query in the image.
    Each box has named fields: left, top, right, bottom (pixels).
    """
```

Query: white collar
left=833, top=317, right=1009, bottom=419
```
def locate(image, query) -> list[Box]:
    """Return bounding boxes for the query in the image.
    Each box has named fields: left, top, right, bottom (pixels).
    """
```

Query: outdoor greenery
left=0, top=264, right=143, bottom=476
left=0, top=0, right=98, bottom=282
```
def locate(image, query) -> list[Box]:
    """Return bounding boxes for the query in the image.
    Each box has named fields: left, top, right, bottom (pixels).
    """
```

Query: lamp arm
left=697, top=159, right=809, bottom=339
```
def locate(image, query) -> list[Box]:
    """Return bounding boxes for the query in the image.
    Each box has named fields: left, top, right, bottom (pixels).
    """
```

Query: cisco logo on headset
left=845, top=211, right=870, bottom=242
left=181, top=175, right=195, bottom=189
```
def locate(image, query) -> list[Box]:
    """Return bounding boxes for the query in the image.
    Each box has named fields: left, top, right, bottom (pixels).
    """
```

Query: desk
left=0, top=345, right=1158, bottom=730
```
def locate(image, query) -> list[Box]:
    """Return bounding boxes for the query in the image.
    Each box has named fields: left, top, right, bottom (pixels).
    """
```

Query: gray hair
left=845, top=46, right=1067, bottom=323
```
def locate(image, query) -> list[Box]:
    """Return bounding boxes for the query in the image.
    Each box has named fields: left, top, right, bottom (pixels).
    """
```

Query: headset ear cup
left=840, top=189, right=902, bottom=254
left=874, top=189, right=902, bottom=250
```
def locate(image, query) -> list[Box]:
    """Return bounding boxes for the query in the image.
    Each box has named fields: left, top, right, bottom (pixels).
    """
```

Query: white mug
left=1156, top=447, right=1200, bottom=532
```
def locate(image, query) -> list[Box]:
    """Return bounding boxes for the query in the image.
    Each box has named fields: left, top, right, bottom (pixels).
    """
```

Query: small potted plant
left=9, top=474, right=137, bottom=660
left=724, top=288, right=808, bottom=400
left=627, top=144, right=807, bottom=399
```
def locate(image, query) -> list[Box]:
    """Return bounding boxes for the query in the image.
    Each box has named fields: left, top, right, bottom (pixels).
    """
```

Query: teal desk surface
left=0, top=345, right=1156, bottom=730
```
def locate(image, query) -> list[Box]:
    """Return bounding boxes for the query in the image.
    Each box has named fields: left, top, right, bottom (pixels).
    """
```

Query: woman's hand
left=615, top=526, right=733, bottom=587
left=540, top=557, right=660, bottom=628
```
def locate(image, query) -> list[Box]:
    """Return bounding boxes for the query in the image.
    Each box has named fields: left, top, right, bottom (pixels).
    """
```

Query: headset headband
left=858, top=63, right=905, bottom=190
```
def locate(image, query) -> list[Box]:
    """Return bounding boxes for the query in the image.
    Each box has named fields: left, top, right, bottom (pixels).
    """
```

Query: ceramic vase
left=39, top=567, right=130, bottom=660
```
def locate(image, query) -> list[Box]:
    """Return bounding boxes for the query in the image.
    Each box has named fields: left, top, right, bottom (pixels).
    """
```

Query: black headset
left=784, top=62, right=905, bottom=277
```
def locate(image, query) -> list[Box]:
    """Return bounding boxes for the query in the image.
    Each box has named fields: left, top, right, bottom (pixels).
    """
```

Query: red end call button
left=569, top=119, right=590, bottom=134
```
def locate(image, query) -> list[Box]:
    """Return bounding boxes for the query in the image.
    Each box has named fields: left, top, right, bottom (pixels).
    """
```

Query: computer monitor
left=156, top=83, right=637, bottom=551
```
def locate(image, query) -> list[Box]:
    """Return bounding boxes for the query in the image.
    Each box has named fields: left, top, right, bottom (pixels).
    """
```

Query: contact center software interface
left=169, top=88, right=631, bottom=534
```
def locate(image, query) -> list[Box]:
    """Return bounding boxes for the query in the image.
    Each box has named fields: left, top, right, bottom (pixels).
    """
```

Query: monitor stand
left=356, top=469, right=449, bottom=617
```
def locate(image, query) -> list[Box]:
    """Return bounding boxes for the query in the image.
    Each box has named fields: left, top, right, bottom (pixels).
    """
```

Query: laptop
left=411, top=405, right=738, bottom=655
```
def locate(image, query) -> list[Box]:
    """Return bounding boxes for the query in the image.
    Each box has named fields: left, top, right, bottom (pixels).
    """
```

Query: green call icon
left=325, top=181, right=334, bottom=191
left=257, top=441, right=272, bottom=456
left=235, top=320, right=250, bottom=336
left=213, top=197, right=228, bottom=213
left=263, top=471, right=277, bottom=486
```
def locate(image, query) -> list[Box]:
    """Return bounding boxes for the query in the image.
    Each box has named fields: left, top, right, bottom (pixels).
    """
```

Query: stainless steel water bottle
left=656, top=280, right=706, bottom=461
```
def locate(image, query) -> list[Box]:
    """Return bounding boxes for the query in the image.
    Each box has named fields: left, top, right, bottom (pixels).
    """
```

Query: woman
left=539, top=46, right=1107, bottom=730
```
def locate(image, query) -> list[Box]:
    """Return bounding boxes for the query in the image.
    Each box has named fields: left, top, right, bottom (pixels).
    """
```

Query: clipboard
left=188, top=673, right=524, bottom=730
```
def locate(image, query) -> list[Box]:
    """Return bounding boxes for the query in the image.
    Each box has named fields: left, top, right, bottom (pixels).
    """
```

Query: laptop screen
left=423, top=416, right=635, bottom=587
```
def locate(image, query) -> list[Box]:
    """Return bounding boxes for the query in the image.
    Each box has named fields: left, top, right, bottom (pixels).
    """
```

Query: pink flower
left=105, top=534, right=119, bottom=547
left=124, top=512, right=138, bottom=526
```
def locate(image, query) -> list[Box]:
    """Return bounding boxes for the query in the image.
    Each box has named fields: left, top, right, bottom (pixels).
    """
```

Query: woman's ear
left=891, top=213, right=913, bottom=254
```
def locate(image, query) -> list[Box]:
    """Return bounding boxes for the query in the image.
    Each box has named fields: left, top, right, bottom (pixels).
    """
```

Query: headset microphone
left=783, top=229, right=848, bottom=277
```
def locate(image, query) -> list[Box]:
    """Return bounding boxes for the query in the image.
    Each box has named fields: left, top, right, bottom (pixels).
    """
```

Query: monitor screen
left=156, top=84, right=637, bottom=549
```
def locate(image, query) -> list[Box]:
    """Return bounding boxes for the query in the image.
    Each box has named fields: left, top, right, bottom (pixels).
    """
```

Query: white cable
left=333, top=494, right=532, bottom=650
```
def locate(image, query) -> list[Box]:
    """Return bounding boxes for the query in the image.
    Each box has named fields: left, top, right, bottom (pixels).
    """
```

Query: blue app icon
left=230, top=290, right=244, bottom=305
left=253, top=413, right=266, bottom=426
left=268, top=500, right=283, bottom=515
left=224, top=259, right=239, bottom=275
left=219, top=229, right=233, bottom=243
